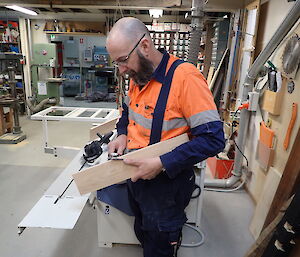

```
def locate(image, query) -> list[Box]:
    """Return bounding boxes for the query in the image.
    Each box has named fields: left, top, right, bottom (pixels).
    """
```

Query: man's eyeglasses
left=112, top=33, right=146, bottom=67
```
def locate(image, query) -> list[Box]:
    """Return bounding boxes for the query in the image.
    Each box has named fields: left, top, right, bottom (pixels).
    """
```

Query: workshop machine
left=18, top=113, right=205, bottom=247
left=31, top=43, right=63, bottom=104
left=0, top=53, right=26, bottom=143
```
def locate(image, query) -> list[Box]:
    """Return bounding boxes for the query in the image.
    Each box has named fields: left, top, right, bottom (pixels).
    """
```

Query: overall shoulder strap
left=149, top=59, right=185, bottom=145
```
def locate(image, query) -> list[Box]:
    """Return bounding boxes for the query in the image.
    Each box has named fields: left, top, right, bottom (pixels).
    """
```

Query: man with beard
left=106, top=17, right=225, bottom=257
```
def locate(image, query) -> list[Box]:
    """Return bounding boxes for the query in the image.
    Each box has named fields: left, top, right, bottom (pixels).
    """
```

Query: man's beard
left=126, top=50, right=154, bottom=86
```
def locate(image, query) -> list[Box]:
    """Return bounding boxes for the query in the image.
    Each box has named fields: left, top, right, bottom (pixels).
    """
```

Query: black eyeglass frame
left=112, top=33, right=146, bottom=67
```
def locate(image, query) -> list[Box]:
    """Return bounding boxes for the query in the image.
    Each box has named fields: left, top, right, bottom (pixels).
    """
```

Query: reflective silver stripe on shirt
left=162, top=117, right=187, bottom=131
left=129, top=108, right=152, bottom=129
left=187, top=109, right=220, bottom=128
left=129, top=108, right=188, bottom=131
left=129, top=108, right=220, bottom=131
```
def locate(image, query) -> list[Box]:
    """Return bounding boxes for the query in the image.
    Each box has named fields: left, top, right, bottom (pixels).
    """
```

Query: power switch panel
left=248, top=92, right=260, bottom=111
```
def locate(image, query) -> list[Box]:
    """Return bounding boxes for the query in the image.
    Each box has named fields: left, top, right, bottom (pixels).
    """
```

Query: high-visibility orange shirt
left=125, top=53, right=220, bottom=149
left=117, top=50, right=225, bottom=178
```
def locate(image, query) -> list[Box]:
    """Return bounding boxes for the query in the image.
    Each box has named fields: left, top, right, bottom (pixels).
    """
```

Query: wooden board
left=262, top=88, right=284, bottom=115
left=73, top=133, right=189, bottom=195
left=207, top=67, right=215, bottom=86
left=263, top=127, right=300, bottom=228
left=245, top=197, right=292, bottom=257
left=257, top=141, right=274, bottom=171
left=209, top=48, right=229, bottom=91
left=249, top=167, right=282, bottom=239
left=89, top=117, right=118, bottom=140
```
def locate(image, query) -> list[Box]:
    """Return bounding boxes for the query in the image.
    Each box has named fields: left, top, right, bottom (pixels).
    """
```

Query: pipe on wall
left=205, top=0, right=300, bottom=188
left=187, top=0, right=205, bottom=65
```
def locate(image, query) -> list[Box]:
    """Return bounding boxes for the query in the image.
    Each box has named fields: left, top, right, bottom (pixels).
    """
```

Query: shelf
left=45, top=31, right=104, bottom=36
left=0, top=42, right=18, bottom=45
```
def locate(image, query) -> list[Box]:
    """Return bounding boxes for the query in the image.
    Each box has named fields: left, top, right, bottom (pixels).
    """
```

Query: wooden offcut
left=89, top=117, right=118, bottom=140
left=249, top=167, right=282, bottom=239
left=73, top=133, right=189, bottom=195
left=262, top=79, right=285, bottom=116
left=257, top=141, right=274, bottom=171
left=245, top=197, right=292, bottom=257
left=263, top=127, right=300, bottom=228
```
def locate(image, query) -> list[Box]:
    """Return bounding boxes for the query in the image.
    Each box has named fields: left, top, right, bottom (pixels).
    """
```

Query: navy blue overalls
left=127, top=58, right=196, bottom=257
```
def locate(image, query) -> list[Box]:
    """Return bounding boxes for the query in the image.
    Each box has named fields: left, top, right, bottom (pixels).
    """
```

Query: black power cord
left=231, top=109, right=249, bottom=168
left=54, top=131, right=113, bottom=204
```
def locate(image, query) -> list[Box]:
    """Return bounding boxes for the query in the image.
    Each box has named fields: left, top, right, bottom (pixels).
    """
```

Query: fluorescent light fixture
left=149, top=9, right=163, bottom=19
left=5, top=5, right=38, bottom=16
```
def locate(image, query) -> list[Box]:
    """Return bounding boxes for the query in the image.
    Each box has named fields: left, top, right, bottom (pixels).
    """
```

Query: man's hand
left=108, top=134, right=127, bottom=156
left=124, top=157, right=164, bottom=182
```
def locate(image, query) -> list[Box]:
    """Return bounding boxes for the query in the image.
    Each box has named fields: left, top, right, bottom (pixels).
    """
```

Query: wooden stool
left=0, top=106, right=14, bottom=136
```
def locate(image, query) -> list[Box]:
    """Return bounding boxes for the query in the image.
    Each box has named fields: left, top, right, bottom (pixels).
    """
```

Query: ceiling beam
left=31, top=11, right=189, bottom=23
left=86, top=8, right=104, bottom=14
left=3, top=0, right=182, bottom=6
left=0, top=0, right=184, bottom=9
left=0, top=0, right=243, bottom=13
left=0, top=0, right=191, bottom=11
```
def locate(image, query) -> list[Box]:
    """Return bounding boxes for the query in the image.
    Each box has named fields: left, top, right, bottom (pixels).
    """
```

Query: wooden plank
left=263, top=127, right=300, bottom=228
left=257, top=141, right=274, bottom=171
left=207, top=67, right=215, bottom=85
left=249, top=167, right=282, bottom=239
left=73, top=133, right=189, bottom=195
left=245, top=197, right=292, bottom=257
left=209, top=48, right=229, bottom=91
left=89, top=117, right=118, bottom=141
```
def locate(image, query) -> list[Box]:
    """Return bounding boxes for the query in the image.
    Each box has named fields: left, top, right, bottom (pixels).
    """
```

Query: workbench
left=19, top=135, right=205, bottom=247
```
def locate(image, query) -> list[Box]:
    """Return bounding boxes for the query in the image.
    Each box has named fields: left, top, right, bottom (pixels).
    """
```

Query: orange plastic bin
left=207, top=156, right=234, bottom=179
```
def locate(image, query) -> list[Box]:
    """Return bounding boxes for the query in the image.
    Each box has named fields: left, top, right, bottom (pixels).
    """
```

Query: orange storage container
left=207, top=156, right=234, bottom=179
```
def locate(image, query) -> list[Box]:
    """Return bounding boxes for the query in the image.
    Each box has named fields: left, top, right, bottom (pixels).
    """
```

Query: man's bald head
left=107, top=17, right=150, bottom=44
left=105, top=17, right=163, bottom=86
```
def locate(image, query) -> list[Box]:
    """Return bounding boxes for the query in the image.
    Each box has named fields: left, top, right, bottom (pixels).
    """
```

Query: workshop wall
left=30, top=20, right=51, bottom=81
left=255, top=0, right=295, bottom=51
left=31, top=20, right=49, bottom=44
left=244, top=0, right=300, bottom=202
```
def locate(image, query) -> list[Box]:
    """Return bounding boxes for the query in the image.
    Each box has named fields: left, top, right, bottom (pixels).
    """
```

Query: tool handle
left=283, top=103, right=298, bottom=150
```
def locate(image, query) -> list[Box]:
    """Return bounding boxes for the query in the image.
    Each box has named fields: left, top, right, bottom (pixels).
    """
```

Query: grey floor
left=0, top=113, right=255, bottom=257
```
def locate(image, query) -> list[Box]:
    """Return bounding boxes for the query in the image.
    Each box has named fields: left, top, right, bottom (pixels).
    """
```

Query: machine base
left=0, top=132, right=26, bottom=144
